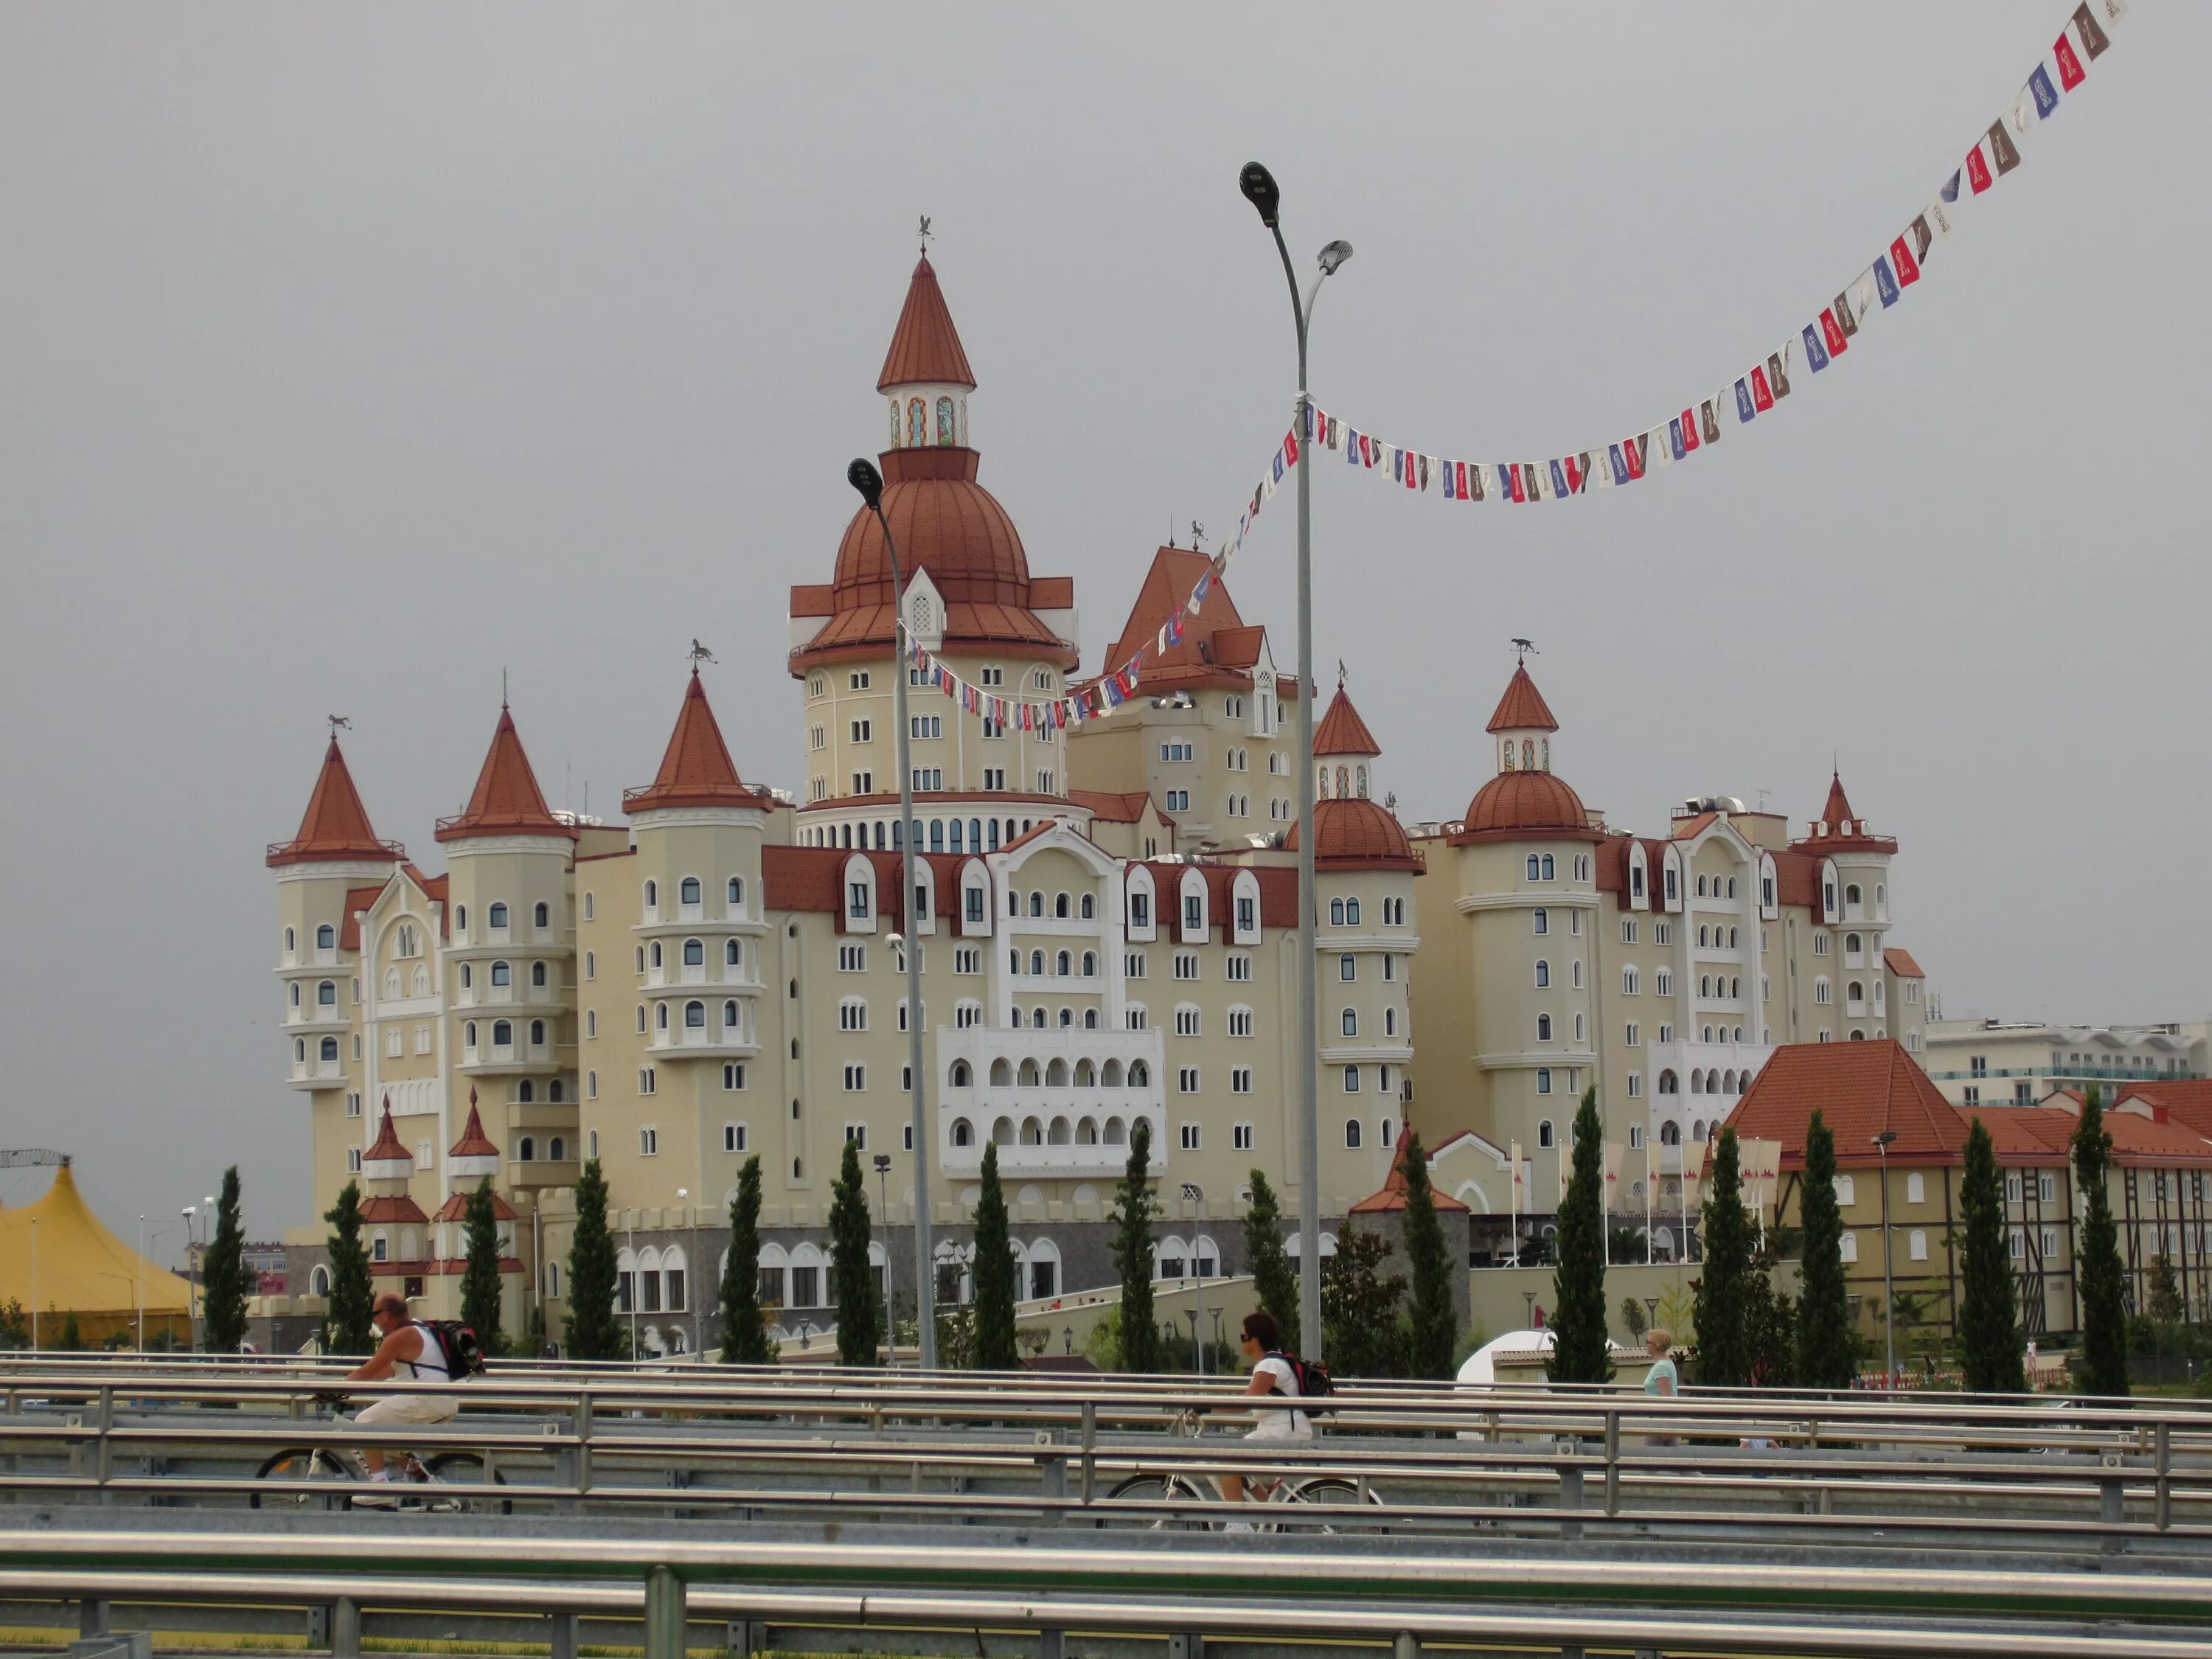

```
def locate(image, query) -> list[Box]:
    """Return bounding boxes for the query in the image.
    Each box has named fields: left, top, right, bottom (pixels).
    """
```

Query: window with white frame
left=1231, top=1068, right=1252, bottom=1095
left=1178, top=1066, right=1200, bottom=1093
left=843, top=1063, right=866, bottom=1091
left=640, top=1127, right=659, bottom=1156
left=1234, top=1121, right=1254, bottom=1150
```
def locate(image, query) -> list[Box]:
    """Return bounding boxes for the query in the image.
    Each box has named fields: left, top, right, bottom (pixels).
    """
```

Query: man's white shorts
left=356, top=1393, right=459, bottom=1427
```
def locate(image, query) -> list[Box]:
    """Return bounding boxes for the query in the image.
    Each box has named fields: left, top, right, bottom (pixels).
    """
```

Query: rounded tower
left=787, top=251, right=1083, bottom=858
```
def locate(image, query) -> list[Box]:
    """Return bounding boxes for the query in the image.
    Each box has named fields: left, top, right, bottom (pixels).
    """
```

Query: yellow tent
left=0, top=1163, right=192, bottom=1346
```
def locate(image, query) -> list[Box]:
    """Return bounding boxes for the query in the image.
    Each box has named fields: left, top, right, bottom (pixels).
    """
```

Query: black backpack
left=422, top=1320, right=488, bottom=1379
left=1267, top=1352, right=1336, bottom=1413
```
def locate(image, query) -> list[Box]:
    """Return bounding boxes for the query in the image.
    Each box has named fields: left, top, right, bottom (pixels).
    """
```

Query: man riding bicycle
left=342, top=1291, right=456, bottom=1503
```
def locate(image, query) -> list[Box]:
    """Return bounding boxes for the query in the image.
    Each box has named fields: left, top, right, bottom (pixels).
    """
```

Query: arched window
left=519, top=1079, right=535, bottom=1105
left=1345, top=1119, right=1363, bottom=1150
left=1341, top=1008, right=1357, bottom=1037
left=1535, top=961, right=1551, bottom=988
left=908, top=397, right=926, bottom=445
left=726, top=939, right=742, bottom=967
left=319, top=1037, right=339, bottom=1062
left=684, top=1001, right=706, bottom=1029
left=1540, top=855, right=1555, bottom=880
left=490, top=961, right=511, bottom=987
left=655, top=1004, right=669, bottom=1032
left=1658, top=1121, right=1680, bottom=1147
left=1526, top=855, right=1542, bottom=881
left=491, top=1019, right=513, bottom=1046
left=1054, top=892, right=1071, bottom=919
left=1537, top=1119, right=1554, bottom=1150
left=1658, top=1069, right=1678, bottom=1095
left=1029, top=950, right=1046, bottom=976
left=1056, top=950, right=1071, bottom=976
left=520, top=1135, right=536, bottom=1161
left=1080, top=894, right=1096, bottom=919
left=1082, top=950, right=1097, bottom=977
left=723, top=1000, right=738, bottom=1027
left=952, top=1119, right=973, bottom=1147
left=644, top=879, right=659, bottom=910
left=728, top=877, right=745, bottom=908
left=1029, top=891, right=1044, bottom=917
left=488, top=902, right=509, bottom=929
left=1537, top=1013, right=1553, bottom=1042
left=684, top=939, right=705, bottom=966
left=318, top=980, right=337, bottom=1006
left=936, top=395, right=956, bottom=445
left=950, top=1060, right=973, bottom=1088
left=680, top=877, right=701, bottom=907
left=1532, top=908, right=1548, bottom=935
left=463, top=1022, right=478, bottom=1048
left=533, top=901, right=549, bottom=928
left=1129, top=1060, right=1151, bottom=1088
left=532, top=961, right=548, bottom=987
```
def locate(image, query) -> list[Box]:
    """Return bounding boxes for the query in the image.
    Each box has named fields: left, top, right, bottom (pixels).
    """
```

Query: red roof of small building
left=363, top=1105, right=412, bottom=1167
left=2116, top=1080, right=2212, bottom=1143
left=1451, top=771, right=1601, bottom=846
left=877, top=255, right=977, bottom=391
left=1099, top=546, right=1256, bottom=694
left=1486, top=664, right=1557, bottom=733
left=1069, top=789, right=1157, bottom=824
left=431, top=1190, right=518, bottom=1223
left=268, top=739, right=406, bottom=867
left=1314, top=684, right=1381, bottom=757
left=1725, top=1040, right=1966, bottom=1169
left=1882, top=947, right=1924, bottom=978
left=1287, top=798, right=1423, bottom=872
left=1791, top=771, right=1897, bottom=853
left=436, top=706, right=577, bottom=843
left=1350, top=1124, right=1470, bottom=1214
left=623, top=670, right=762, bottom=813
left=360, top=1194, right=430, bottom=1226
left=448, top=1099, right=500, bottom=1161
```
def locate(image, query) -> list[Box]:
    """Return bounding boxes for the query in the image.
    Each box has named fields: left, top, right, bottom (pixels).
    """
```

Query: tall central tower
left=787, top=254, right=1082, bottom=857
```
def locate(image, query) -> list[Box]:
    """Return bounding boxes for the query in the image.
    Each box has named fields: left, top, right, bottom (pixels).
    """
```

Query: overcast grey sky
left=3, top=4, right=2202, bottom=1236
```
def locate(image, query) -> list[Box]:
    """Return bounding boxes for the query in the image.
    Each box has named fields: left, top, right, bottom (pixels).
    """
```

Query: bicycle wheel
left=422, top=1451, right=513, bottom=1514
left=251, top=1448, right=355, bottom=1512
left=1284, top=1477, right=1390, bottom=1535
left=1099, top=1472, right=1212, bottom=1530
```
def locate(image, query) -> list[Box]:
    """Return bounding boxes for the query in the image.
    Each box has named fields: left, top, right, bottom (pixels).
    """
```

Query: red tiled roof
left=431, top=1190, right=518, bottom=1223
left=1983, top=1096, right=2212, bottom=1166
left=268, top=739, right=406, bottom=867
left=2116, top=1080, right=2212, bottom=1143
left=877, top=255, right=976, bottom=391
left=623, top=670, right=763, bottom=813
left=1287, top=798, right=1422, bottom=872
left=1791, top=771, right=1897, bottom=853
left=1819, top=773, right=1855, bottom=830
left=1725, top=1040, right=1966, bottom=1169
left=1099, top=547, right=1246, bottom=689
left=1313, top=684, right=1381, bottom=757
left=1451, top=771, right=1601, bottom=846
left=1882, top=947, right=1925, bottom=979
left=360, top=1195, right=430, bottom=1226
left=1068, top=790, right=1156, bottom=824
left=1486, top=664, right=1557, bottom=733
left=363, top=1105, right=412, bottom=1166
left=336, top=884, right=387, bottom=951
left=1030, top=577, right=1074, bottom=610
left=1770, top=848, right=1823, bottom=910
left=436, top=706, right=577, bottom=843
left=1669, top=812, right=1716, bottom=841
left=1351, top=1124, right=1470, bottom=1214
left=448, top=1099, right=500, bottom=1160
left=790, top=584, right=835, bottom=618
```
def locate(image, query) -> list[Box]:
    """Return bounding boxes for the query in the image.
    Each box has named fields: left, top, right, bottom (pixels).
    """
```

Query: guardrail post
left=2099, top=1455, right=2124, bottom=1554
left=78, top=1598, right=110, bottom=1639
left=1602, top=1413, right=1619, bottom=1517
left=1040, top=1449, right=1068, bottom=1523
left=1081, top=1399, right=1096, bottom=1505
left=305, top=1606, right=329, bottom=1649
left=550, top=1611, right=580, bottom=1659
left=1168, top=1633, right=1202, bottom=1659
left=644, top=1565, right=686, bottom=1659
left=94, top=1387, right=114, bottom=1506
left=1392, top=1632, right=1418, bottom=1659
left=1557, top=1463, right=1583, bottom=1542
left=2155, top=1420, right=2171, bottom=1532
left=331, top=1596, right=361, bottom=1659
left=1038, top=1628, right=1065, bottom=1659
left=557, top=1391, right=591, bottom=1514
left=726, top=1618, right=765, bottom=1657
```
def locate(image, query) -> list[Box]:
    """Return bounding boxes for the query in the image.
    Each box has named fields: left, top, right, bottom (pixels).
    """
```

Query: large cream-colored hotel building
left=269, top=257, right=1929, bottom=1350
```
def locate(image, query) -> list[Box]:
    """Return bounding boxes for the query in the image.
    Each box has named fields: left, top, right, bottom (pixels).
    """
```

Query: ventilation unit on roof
left=1674, top=795, right=1747, bottom=818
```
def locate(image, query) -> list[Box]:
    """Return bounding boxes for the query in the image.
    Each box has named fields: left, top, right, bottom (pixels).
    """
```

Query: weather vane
left=1511, top=637, right=1538, bottom=664
left=1336, top=658, right=1348, bottom=689
left=1191, top=519, right=1204, bottom=550
left=689, top=638, right=717, bottom=667
left=918, top=215, right=933, bottom=252
left=327, top=714, right=352, bottom=740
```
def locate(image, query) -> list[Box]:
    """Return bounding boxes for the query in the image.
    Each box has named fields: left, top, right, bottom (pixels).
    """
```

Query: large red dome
left=1287, top=797, right=1423, bottom=871
left=1453, top=771, right=1599, bottom=844
left=832, top=450, right=1032, bottom=608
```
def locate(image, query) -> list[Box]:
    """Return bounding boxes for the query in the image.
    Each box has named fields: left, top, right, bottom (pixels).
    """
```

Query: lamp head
left=847, top=457, right=885, bottom=510
left=1318, top=240, right=1354, bottom=276
left=1871, top=1130, right=1897, bottom=1147
left=1238, top=162, right=1281, bottom=228
left=886, top=931, right=904, bottom=950
left=873, top=1154, right=891, bottom=1175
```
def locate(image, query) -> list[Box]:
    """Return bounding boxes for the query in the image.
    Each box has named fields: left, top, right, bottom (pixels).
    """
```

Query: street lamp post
left=1873, top=1130, right=1898, bottom=1385
left=1238, top=161, right=1352, bottom=1365
left=847, top=456, right=938, bottom=1371
left=677, top=1189, right=700, bottom=1356
left=181, top=1206, right=199, bottom=1353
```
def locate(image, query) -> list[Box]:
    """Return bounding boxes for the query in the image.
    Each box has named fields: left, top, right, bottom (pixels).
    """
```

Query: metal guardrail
left=6, top=1359, right=2212, bottom=1545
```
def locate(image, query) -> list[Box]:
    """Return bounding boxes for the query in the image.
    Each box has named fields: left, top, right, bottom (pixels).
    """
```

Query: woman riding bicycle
left=1217, top=1310, right=1312, bottom=1524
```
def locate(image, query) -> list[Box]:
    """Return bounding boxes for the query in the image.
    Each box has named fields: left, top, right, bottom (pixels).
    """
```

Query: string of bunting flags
left=906, top=420, right=1308, bottom=729
left=1308, top=0, right=2129, bottom=507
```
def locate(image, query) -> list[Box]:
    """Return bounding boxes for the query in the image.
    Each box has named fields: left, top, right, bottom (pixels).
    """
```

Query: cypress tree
left=202, top=1165, right=249, bottom=1355
left=719, top=1156, right=774, bottom=1363
left=1241, top=1169, right=1299, bottom=1355
left=2072, top=1088, right=2129, bottom=1397
left=1957, top=1119, right=2025, bottom=1394
left=563, top=1158, right=625, bottom=1360
left=970, top=1141, right=1020, bottom=1369
left=321, top=1181, right=375, bottom=1356
left=1795, top=1110, right=1857, bottom=1388
left=1321, top=1224, right=1406, bottom=1378
left=1111, top=1118, right=1161, bottom=1372
left=1398, top=1126, right=1458, bottom=1378
left=829, top=1136, right=880, bottom=1366
left=460, top=1178, right=507, bottom=1354
left=1547, top=1089, right=1614, bottom=1385
left=1694, top=1127, right=1753, bottom=1388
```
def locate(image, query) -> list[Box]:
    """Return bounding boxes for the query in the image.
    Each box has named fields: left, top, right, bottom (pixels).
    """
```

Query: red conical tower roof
left=268, top=739, right=403, bottom=867
left=877, top=255, right=977, bottom=392
left=1819, top=771, right=1856, bottom=830
left=448, top=1094, right=500, bottom=1161
left=623, top=670, right=756, bottom=813
left=436, top=705, right=575, bottom=843
left=1350, top=1119, right=1469, bottom=1214
left=1486, top=664, right=1557, bottom=734
left=362, top=1102, right=413, bottom=1179
left=1314, top=683, right=1381, bottom=757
